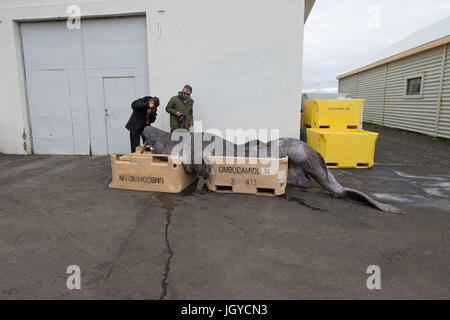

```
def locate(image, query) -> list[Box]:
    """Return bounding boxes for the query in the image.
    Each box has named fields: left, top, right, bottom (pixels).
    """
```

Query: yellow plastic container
left=306, top=128, right=378, bottom=168
left=304, top=99, right=365, bottom=129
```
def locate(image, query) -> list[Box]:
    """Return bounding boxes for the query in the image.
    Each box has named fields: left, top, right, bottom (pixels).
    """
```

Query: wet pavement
left=0, top=124, right=449, bottom=299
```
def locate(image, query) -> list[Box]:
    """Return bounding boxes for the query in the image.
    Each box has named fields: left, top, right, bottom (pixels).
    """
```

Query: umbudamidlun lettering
left=218, top=166, right=271, bottom=175
left=119, top=175, right=164, bottom=184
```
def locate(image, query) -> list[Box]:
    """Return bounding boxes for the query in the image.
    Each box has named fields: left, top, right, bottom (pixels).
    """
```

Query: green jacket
left=165, top=92, right=194, bottom=130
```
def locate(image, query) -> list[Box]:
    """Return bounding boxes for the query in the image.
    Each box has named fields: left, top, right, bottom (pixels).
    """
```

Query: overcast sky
left=302, top=0, right=450, bottom=93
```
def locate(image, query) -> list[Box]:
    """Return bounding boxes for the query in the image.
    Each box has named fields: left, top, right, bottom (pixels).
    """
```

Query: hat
left=183, top=85, right=192, bottom=93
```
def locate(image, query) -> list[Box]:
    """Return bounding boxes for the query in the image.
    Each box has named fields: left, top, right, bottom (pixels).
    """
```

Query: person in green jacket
left=165, top=85, right=194, bottom=132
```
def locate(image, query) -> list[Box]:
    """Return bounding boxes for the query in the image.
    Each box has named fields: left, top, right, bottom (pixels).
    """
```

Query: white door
left=104, top=77, right=136, bottom=154
left=21, top=16, right=149, bottom=155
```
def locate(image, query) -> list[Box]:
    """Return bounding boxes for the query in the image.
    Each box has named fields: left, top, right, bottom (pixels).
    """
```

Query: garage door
left=21, top=16, right=149, bottom=155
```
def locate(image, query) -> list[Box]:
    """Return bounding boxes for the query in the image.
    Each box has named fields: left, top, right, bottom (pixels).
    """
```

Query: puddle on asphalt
left=371, top=193, right=428, bottom=204
left=370, top=169, right=450, bottom=204
left=156, top=169, right=449, bottom=208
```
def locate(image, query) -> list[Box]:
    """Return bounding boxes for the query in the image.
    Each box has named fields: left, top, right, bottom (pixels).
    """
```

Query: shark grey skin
left=143, top=127, right=401, bottom=214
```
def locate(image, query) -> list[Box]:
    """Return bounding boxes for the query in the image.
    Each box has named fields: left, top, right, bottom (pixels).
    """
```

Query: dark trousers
left=130, top=131, right=145, bottom=153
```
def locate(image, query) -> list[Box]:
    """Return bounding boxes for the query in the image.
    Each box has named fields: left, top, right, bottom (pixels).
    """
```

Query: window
left=405, top=75, right=424, bottom=97
left=407, top=77, right=422, bottom=95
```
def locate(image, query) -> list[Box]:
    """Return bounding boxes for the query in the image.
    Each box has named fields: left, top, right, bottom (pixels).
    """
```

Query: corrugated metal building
left=337, top=17, right=450, bottom=139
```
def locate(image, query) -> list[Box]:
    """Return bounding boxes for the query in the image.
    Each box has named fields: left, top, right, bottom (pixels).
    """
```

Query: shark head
left=142, top=127, right=171, bottom=154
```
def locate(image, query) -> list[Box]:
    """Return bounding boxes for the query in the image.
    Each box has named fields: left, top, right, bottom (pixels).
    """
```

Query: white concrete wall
left=0, top=0, right=305, bottom=154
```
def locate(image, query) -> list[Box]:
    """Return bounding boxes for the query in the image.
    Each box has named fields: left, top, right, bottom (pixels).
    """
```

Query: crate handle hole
left=326, top=163, right=338, bottom=167
left=357, top=163, right=369, bottom=167
left=257, top=188, right=275, bottom=195
left=319, top=126, right=330, bottom=129
left=216, top=185, right=233, bottom=191
left=154, top=156, right=169, bottom=162
left=347, top=126, right=358, bottom=129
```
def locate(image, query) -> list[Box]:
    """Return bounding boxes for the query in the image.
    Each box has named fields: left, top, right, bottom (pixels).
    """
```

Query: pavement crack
left=108, top=225, right=138, bottom=281
left=157, top=194, right=176, bottom=300
left=85, top=209, right=146, bottom=289
left=103, top=231, right=132, bottom=280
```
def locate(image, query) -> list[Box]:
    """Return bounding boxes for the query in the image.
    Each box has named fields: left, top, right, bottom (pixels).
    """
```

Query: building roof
left=304, top=0, right=315, bottom=23
left=337, top=16, right=450, bottom=80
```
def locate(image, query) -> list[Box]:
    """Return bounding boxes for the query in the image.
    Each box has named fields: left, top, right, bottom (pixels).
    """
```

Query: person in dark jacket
left=125, top=96, right=160, bottom=153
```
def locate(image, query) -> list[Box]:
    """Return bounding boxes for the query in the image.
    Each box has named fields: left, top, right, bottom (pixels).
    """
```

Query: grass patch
left=431, top=137, right=450, bottom=147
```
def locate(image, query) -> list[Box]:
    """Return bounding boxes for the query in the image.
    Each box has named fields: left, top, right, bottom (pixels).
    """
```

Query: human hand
left=176, top=111, right=181, bottom=117
left=148, top=101, right=155, bottom=108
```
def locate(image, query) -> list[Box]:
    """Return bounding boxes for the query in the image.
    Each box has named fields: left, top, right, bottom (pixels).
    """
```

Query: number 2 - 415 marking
left=230, top=179, right=257, bottom=186
left=246, top=179, right=256, bottom=186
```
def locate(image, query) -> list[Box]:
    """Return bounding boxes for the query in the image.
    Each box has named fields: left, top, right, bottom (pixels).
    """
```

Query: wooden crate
left=206, top=156, right=288, bottom=196
left=109, top=153, right=196, bottom=193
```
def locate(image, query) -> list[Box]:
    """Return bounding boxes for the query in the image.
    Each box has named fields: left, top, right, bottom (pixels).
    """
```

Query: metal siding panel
left=438, top=43, right=450, bottom=139
left=354, top=65, right=385, bottom=124
left=384, top=46, right=444, bottom=136
left=338, top=75, right=357, bottom=98
left=21, top=21, right=84, bottom=154
left=26, top=70, right=75, bottom=154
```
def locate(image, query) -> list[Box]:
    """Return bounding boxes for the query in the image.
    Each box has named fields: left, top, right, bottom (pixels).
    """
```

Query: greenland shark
left=142, top=127, right=401, bottom=214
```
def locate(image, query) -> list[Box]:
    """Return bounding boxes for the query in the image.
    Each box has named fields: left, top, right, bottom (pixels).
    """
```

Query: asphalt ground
left=0, top=123, right=449, bottom=299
